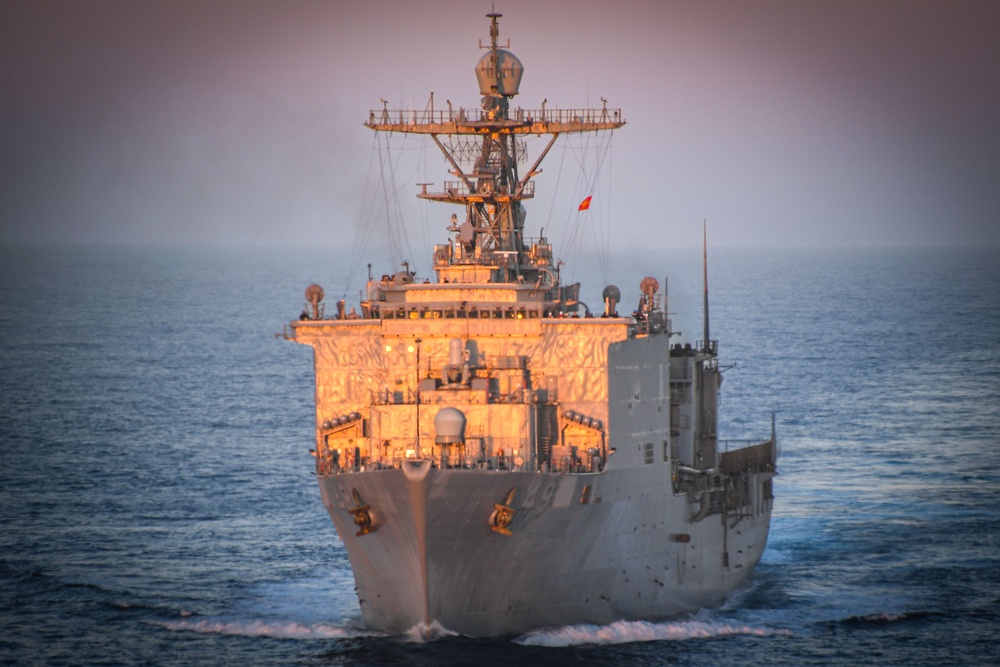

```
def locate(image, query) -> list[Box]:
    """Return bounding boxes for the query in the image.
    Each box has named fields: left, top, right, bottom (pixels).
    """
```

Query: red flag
left=578, top=195, right=592, bottom=211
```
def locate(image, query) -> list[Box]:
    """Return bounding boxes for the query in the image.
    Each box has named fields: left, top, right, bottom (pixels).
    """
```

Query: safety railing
left=367, top=107, right=624, bottom=127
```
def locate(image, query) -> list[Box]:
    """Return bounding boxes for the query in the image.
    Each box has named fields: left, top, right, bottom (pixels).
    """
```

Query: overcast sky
left=2, top=0, right=998, bottom=253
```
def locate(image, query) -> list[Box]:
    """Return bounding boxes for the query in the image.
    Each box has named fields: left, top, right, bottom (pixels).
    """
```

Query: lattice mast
left=365, top=13, right=625, bottom=289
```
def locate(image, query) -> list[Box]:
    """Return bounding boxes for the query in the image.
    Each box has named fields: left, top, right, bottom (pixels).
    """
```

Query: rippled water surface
left=2, top=245, right=998, bottom=665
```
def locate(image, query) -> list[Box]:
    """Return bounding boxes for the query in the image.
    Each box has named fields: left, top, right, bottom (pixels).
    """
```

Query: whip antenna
left=703, top=219, right=710, bottom=349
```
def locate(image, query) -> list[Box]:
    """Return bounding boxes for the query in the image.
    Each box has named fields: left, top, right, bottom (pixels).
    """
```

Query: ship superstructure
left=284, top=14, right=776, bottom=637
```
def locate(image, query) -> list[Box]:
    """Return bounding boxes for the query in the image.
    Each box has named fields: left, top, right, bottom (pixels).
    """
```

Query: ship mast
left=365, top=13, right=625, bottom=294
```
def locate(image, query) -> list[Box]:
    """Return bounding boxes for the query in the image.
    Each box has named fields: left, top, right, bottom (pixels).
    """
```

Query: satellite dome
left=475, top=49, right=523, bottom=97
left=434, top=407, right=467, bottom=444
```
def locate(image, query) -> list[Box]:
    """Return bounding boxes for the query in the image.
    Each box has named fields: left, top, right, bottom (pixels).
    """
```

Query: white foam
left=515, top=619, right=792, bottom=647
left=402, top=620, right=458, bottom=642
left=154, top=618, right=376, bottom=640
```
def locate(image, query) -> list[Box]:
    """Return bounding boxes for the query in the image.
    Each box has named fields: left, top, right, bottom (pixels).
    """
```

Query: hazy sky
left=2, top=0, right=998, bottom=252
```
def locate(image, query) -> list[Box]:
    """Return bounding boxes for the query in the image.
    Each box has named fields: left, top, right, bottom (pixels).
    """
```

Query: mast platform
left=366, top=106, right=625, bottom=135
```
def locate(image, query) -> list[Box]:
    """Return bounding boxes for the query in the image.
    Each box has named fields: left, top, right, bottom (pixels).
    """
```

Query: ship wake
left=152, top=617, right=379, bottom=640
left=514, top=618, right=792, bottom=647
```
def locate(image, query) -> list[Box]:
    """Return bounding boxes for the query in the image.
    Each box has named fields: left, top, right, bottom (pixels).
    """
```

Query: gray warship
left=284, top=13, right=777, bottom=637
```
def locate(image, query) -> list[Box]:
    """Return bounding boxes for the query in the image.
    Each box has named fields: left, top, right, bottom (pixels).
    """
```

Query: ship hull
left=319, top=462, right=771, bottom=637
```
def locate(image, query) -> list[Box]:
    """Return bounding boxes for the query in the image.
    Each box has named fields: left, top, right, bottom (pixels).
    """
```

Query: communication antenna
left=703, top=220, right=710, bottom=350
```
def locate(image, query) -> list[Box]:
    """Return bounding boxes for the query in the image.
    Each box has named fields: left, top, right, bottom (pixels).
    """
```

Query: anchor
left=348, top=488, right=377, bottom=536
left=489, top=486, right=517, bottom=536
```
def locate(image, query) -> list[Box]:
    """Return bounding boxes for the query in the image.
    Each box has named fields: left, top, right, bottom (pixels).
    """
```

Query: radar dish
left=305, top=284, right=325, bottom=320
left=640, top=277, right=659, bottom=296
left=305, top=284, right=325, bottom=303
left=602, top=284, right=621, bottom=317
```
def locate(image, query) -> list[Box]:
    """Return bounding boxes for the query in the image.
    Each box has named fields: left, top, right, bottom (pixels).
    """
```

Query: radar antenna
left=305, top=284, right=325, bottom=320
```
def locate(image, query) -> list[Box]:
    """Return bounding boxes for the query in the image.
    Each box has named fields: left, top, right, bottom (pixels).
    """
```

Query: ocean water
left=2, top=244, right=998, bottom=666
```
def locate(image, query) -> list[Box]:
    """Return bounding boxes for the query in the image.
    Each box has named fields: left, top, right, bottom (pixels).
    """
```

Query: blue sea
left=2, top=244, right=998, bottom=666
